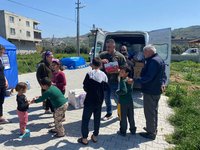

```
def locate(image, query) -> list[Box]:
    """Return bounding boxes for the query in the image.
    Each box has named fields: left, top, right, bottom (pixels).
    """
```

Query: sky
left=1, top=0, right=200, bottom=38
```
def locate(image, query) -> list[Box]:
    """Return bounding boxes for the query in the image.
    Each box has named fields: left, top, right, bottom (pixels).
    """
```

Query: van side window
left=154, top=44, right=168, bottom=60
left=96, top=42, right=103, bottom=54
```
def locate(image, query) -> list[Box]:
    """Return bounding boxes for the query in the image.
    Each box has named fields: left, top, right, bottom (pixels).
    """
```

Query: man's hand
left=5, top=78, right=8, bottom=89
left=161, top=85, right=166, bottom=93
left=101, top=59, right=109, bottom=64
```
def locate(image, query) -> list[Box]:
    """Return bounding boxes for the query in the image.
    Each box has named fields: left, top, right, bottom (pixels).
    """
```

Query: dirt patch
left=170, top=74, right=189, bottom=84
left=187, top=85, right=200, bottom=91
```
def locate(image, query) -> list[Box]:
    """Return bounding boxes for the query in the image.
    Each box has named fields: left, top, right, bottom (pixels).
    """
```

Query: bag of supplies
left=68, top=89, right=86, bottom=109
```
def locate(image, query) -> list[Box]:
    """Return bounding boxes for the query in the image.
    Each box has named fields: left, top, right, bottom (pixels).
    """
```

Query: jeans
left=81, top=104, right=102, bottom=138
left=104, top=82, right=118, bottom=115
left=0, top=87, right=6, bottom=117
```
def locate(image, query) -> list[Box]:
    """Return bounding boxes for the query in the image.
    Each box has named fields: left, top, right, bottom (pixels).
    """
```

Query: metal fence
left=171, top=54, right=200, bottom=62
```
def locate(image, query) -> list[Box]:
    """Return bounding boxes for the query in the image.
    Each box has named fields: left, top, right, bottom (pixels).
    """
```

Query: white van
left=91, top=28, right=171, bottom=84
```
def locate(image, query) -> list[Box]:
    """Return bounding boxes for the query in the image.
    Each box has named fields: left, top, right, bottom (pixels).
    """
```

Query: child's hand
left=127, top=77, right=134, bottom=84
left=30, top=99, right=35, bottom=104
left=27, top=100, right=31, bottom=105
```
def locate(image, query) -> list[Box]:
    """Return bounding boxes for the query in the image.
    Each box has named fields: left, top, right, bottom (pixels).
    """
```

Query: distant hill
left=172, top=25, right=200, bottom=39
left=42, top=26, right=200, bottom=46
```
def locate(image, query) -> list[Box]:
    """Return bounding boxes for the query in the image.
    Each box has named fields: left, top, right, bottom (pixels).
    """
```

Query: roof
left=0, top=36, right=16, bottom=50
left=188, top=39, right=200, bottom=43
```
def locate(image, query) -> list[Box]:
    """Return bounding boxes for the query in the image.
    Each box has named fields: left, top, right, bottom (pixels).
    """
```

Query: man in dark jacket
left=135, top=45, right=166, bottom=140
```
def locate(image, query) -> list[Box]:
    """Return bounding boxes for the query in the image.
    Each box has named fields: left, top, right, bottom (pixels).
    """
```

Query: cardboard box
left=134, top=67, right=143, bottom=78
left=135, top=62, right=144, bottom=67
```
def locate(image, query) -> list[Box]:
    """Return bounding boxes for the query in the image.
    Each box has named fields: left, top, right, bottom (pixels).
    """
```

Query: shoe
left=48, top=123, right=55, bottom=128
left=143, top=127, right=158, bottom=134
left=102, top=114, right=113, bottom=121
left=44, top=110, right=51, bottom=114
left=25, top=129, right=30, bottom=132
left=139, top=132, right=156, bottom=140
left=53, top=133, right=65, bottom=138
left=0, top=118, right=10, bottom=124
left=77, top=138, right=89, bottom=145
left=91, top=134, right=98, bottom=143
left=117, top=131, right=126, bottom=137
left=0, top=126, right=3, bottom=130
left=49, top=129, right=57, bottom=133
left=130, top=127, right=137, bottom=135
left=19, top=130, right=30, bottom=139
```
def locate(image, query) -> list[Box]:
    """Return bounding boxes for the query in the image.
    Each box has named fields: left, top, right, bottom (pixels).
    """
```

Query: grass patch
left=166, top=61, right=200, bottom=150
left=17, top=53, right=89, bottom=74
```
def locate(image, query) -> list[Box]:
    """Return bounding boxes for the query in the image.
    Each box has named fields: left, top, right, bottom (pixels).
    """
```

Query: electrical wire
left=6, top=0, right=91, bottom=28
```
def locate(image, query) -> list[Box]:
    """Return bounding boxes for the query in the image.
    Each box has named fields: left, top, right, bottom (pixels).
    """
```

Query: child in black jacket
left=15, top=82, right=31, bottom=138
left=78, top=57, right=108, bottom=145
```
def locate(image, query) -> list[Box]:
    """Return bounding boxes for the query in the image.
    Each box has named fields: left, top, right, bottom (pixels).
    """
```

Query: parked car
left=181, top=48, right=200, bottom=55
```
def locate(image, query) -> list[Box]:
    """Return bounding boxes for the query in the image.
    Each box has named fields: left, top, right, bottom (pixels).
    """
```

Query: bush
left=166, top=84, right=187, bottom=107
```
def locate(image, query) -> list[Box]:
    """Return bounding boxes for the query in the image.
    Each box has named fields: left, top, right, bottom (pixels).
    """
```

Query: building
left=0, top=10, right=42, bottom=53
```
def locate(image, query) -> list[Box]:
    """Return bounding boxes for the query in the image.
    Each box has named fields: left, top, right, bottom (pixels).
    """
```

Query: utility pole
left=75, top=0, right=85, bottom=56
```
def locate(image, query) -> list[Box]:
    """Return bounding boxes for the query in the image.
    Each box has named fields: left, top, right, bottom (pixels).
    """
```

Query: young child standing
left=116, top=66, right=136, bottom=136
left=15, top=82, right=31, bottom=138
left=78, top=57, right=108, bottom=145
left=52, top=59, right=66, bottom=95
left=31, top=77, right=68, bottom=138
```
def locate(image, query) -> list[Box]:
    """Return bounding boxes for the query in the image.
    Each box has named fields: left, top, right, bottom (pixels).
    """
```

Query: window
left=26, top=31, right=31, bottom=37
left=10, top=28, right=15, bottom=35
left=154, top=44, right=168, bottom=60
left=9, top=16, right=14, bottom=23
left=26, top=21, right=30, bottom=27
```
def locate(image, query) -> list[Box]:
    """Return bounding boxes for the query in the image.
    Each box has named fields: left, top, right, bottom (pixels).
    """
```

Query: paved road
left=0, top=67, right=174, bottom=150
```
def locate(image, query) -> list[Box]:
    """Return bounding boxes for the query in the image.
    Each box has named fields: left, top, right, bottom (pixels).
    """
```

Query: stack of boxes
left=133, top=62, right=144, bottom=78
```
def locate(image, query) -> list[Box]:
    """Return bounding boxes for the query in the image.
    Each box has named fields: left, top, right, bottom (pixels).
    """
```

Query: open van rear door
left=93, top=29, right=106, bottom=58
left=148, top=28, right=171, bottom=84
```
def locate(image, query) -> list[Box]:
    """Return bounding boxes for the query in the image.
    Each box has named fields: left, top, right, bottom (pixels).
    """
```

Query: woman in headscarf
left=36, top=51, right=54, bottom=114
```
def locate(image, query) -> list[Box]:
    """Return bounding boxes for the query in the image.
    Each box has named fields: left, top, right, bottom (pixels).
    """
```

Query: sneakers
left=117, top=131, right=126, bottom=137
left=130, top=127, right=137, bottom=135
left=53, top=133, right=65, bottom=138
left=0, top=118, right=10, bottom=124
left=139, top=132, right=156, bottom=140
left=44, top=110, right=51, bottom=114
left=48, top=123, right=55, bottom=128
left=19, top=129, right=30, bottom=139
left=49, top=129, right=57, bottom=133
left=102, top=114, right=113, bottom=121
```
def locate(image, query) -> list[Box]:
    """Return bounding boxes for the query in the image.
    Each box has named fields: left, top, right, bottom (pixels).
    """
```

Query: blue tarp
left=60, top=57, right=87, bottom=69
left=0, top=36, right=18, bottom=89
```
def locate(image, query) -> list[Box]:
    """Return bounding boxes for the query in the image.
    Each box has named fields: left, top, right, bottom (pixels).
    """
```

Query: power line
left=6, top=0, right=91, bottom=28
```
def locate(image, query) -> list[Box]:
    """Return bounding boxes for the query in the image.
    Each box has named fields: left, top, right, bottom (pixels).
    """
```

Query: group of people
left=78, top=39, right=166, bottom=144
left=0, top=38, right=166, bottom=145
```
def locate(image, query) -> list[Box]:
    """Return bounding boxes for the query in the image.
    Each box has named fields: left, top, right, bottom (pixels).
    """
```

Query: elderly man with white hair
left=135, top=44, right=166, bottom=140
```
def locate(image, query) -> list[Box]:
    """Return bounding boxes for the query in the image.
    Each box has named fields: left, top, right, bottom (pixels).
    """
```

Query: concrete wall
left=171, top=54, right=200, bottom=62
left=11, top=40, right=37, bottom=53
